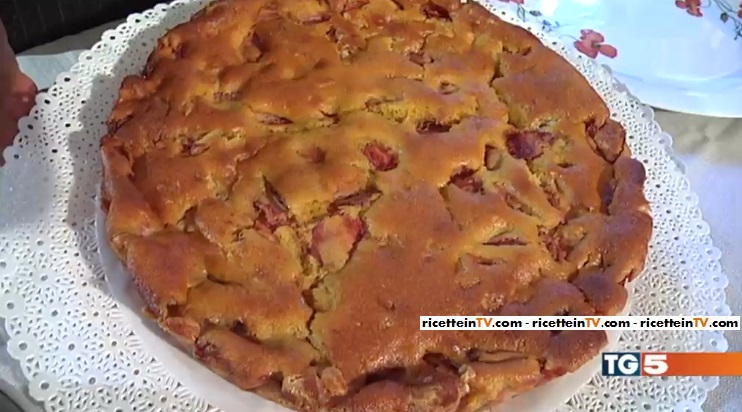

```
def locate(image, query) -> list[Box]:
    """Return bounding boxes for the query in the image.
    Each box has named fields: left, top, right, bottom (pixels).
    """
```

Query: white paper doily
left=0, top=1, right=731, bottom=412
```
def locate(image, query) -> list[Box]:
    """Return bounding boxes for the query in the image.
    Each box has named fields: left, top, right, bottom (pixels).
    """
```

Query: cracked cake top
left=100, top=0, right=652, bottom=410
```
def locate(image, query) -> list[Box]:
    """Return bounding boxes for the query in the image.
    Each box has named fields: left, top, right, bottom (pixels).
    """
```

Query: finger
left=7, top=72, right=37, bottom=120
left=0, top=114, right=20, bottom=161
left=6, top=93, right=35, bottom=121
left=11, top=70, right=37, bottom=96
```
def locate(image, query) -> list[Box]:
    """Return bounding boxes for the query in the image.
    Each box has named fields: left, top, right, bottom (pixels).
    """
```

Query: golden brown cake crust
left=100, top=0, right=652, bottom=410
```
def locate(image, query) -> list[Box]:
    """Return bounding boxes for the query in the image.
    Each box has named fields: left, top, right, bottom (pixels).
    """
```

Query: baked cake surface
left=100, top=0, right=653, bottom=410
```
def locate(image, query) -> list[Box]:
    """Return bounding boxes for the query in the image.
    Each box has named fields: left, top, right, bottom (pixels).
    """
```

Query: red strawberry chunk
left=363, top=142, right=399, bottom=171
left=311, top=215, right=364, bottom=271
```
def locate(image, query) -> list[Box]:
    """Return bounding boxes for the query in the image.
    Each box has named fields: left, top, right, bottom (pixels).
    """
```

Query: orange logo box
left=646, top=352, right=742, bottom=376
left=602, top=352, right=742, bottom=376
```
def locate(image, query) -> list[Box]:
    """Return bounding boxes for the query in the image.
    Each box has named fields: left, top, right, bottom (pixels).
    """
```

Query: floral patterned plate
left=497, top=0, right=742, bottom=118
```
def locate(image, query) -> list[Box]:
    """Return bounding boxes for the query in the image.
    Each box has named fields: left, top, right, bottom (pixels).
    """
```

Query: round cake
left=100, top=0, right=653, bottom=410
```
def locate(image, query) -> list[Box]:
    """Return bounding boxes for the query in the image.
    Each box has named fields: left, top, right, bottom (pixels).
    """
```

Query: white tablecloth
left=2, top=22, right=741, bottom=412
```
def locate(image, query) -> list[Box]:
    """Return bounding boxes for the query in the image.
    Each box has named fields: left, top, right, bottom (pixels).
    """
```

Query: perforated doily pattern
left=0, top=1, right=730, bottom=411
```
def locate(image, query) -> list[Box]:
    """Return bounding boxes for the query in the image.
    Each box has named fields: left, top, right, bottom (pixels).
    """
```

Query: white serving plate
left=500, top=0, right=742, bottom=117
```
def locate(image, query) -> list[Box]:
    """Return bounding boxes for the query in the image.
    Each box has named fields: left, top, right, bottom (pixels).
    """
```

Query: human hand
left=1, top=21, right=37, bottom=159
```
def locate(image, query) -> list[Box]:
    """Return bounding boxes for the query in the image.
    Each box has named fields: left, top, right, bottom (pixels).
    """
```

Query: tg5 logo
left=601, top=352, right=669, bottom=376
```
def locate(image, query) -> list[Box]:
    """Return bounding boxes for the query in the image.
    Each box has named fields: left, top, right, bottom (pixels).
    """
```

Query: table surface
left=2, top=21, right=741, bottom=412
